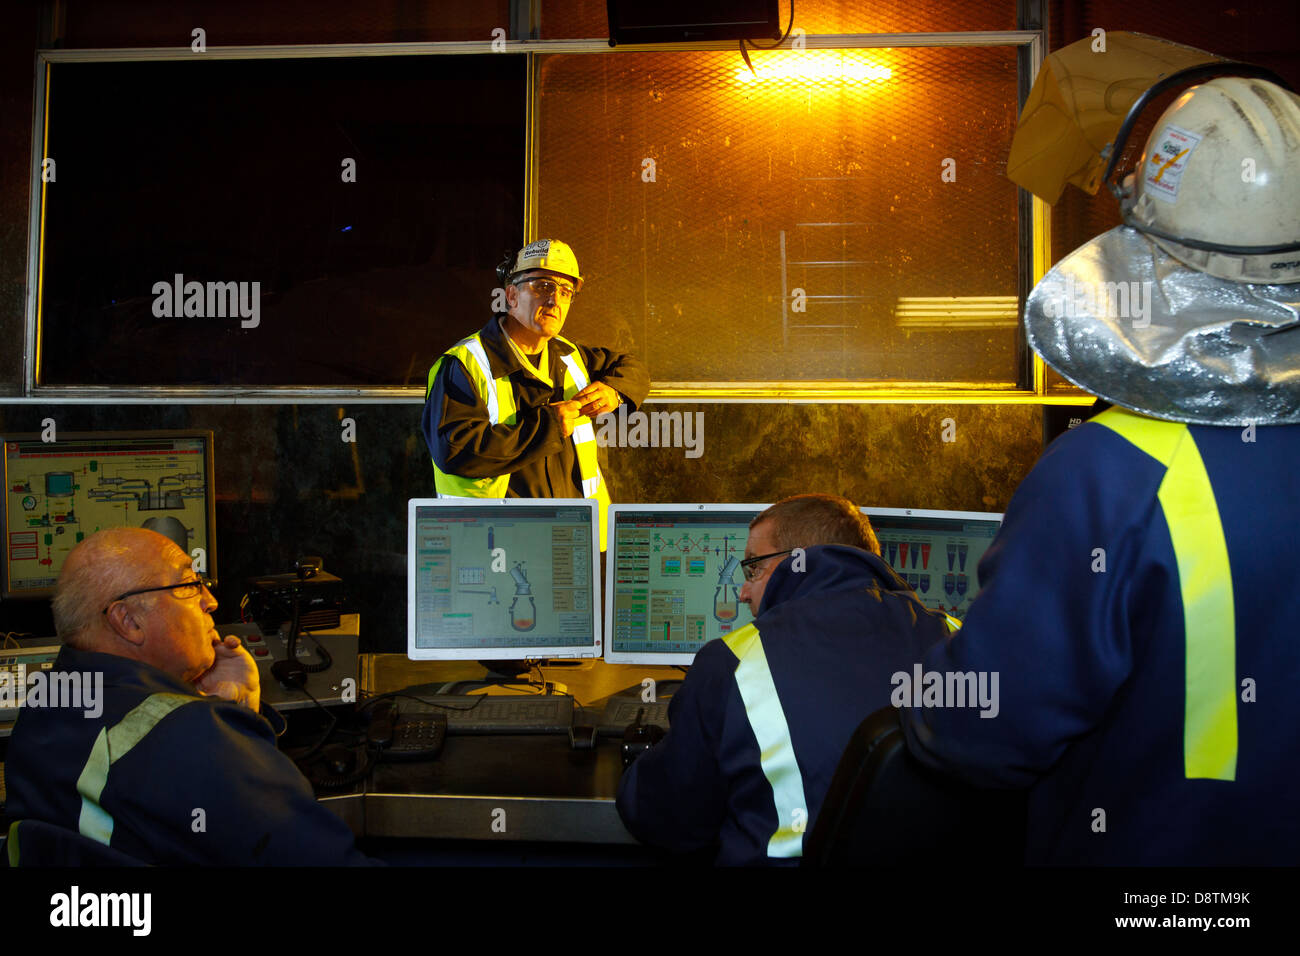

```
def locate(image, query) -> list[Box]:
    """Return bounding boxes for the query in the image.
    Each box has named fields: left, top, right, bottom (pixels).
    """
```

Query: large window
left=26, top=2, right=1048, bottom=398
left=35, top=55, right=526, bottom=389
left=539, top=45, right=1023, bottom=384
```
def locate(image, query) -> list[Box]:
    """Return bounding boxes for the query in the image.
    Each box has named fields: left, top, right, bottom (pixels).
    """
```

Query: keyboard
left=394, top=694, right=574, bottom=735
left=598, top=697, right=672, bottom=736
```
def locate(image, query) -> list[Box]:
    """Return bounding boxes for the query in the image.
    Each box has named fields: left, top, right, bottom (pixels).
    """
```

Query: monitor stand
left=476, top=658, right=584, bottom=679
left=478, top=659, right=532, bottom=681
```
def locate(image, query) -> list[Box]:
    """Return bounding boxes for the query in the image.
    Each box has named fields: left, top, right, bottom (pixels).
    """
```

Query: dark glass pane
left=39, top=56, right=525, bottom=387
left=58, top=0, right=510, bottom=47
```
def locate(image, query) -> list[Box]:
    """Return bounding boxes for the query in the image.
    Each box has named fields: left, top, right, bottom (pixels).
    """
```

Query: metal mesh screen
left=540, top=0, right=1017, bottom=40
left=537, top=46, right=1022, bottom=383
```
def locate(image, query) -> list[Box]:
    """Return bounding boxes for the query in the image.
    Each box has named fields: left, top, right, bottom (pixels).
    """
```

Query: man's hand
left=573, top=381, right=623, bottom=419
left=548, top=400, right=582, bottom=438
left=195, top=635, right=261, bottom=714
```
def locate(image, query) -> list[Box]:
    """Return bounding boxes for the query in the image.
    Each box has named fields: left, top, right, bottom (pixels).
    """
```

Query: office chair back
left=803, top=706, right=1027, bottom=866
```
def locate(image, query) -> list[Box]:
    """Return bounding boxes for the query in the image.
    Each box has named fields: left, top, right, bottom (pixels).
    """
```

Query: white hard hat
left=503, top=239, right=583, bottom=291
left=1121, top=77, right=1300, bottom=283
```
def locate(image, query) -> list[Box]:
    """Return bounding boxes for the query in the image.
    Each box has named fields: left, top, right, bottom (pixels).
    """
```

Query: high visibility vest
left=722, top=622, right=810, bottom=859
left=1093, top=406, right=1238, bottom=781
left=74, top=692, right=200, bottom=846
left=428, top=331, right=611, bottom=548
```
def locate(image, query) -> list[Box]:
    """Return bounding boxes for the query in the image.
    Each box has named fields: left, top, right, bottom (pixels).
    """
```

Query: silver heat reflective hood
left=1025, top=226, right=1300, bottom=426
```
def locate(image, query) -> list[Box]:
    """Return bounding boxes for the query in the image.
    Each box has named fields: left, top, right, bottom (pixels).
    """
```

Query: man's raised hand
left=195, top=635, right=261, bottom=713
left=573, top=381, right=622, bottom=419
left=549, top=400, right=582, bottom=437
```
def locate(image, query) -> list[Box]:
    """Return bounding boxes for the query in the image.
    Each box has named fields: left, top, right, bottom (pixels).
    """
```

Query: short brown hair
left=751, top=494, right=880, bottom=556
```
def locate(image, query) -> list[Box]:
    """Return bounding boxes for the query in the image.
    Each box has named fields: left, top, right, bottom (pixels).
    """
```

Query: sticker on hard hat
left=520, top=239, right=552, bottom=258
left=1144, top=125, right=1203, bottom=204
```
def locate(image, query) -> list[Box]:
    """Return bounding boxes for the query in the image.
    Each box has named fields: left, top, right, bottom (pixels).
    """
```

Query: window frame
left=24, top=31, right=1086, bottom=408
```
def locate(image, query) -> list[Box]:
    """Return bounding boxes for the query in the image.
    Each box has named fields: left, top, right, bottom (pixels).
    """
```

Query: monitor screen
left=863, top=508, right=1004, bottom=620
left=407, top=499, right=601, bottom=661
left=2, top=431, right=217, bottom=599
left=604, top=504, right=767, bottom=665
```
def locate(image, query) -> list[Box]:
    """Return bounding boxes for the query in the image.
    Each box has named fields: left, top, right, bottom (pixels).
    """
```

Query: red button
left=246, top=634, right=262, bottom=643
left=254, top=648, right=268, bottom=657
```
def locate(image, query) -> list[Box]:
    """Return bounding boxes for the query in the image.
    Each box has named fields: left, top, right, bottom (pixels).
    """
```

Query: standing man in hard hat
left=422, top=239, right=649, bottom=548
left=901, top=74, right=1300, bottom=864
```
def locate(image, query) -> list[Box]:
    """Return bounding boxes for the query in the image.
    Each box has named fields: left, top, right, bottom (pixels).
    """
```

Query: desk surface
left=324, top=656, right=683, bottom=845
left=361, top=655, right=684, bottom=708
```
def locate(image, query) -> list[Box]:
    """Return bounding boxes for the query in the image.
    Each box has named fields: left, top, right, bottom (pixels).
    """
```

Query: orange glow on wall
left=736, top=51, right=894, bottom=85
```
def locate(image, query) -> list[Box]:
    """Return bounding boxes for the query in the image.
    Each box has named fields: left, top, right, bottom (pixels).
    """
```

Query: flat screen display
left=407, top=499, right=601, bottom=660
left=604, top=504, right=767, bottom=665
left=863, top=507, right=1004, bottom=620
left=3, top=431, right=217, bottom=599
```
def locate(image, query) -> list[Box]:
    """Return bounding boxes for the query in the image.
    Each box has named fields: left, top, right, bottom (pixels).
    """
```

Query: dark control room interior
left=0, top=0, right=1297, bottom=932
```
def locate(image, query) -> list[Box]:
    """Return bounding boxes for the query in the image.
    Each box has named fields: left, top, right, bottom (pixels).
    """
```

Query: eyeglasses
left=739, top=550, right=794, bottom=582
left=515, top=277, right=576, bottom=302
left=102, top=576, right=215, bottom=615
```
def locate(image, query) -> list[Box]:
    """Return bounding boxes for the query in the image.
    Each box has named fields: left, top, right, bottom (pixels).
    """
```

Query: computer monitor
left=604, top=503, right=767, bottom=666
left=407, top=498, right=602, bottom=661
left=863, top=507, right=1004, bottom=620
left=2, top=431, right=217, bottom=600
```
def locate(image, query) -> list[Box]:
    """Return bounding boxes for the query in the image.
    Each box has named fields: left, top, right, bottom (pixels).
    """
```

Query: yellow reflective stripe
left=434, top=479, right=511, bottom=499
left=1095, top=407, right=1183, bottom=466
left=943, top=613, right=963, bottom=634
left=558, top=351, right=590, bottom=391
left=75, top=693, right=197, bottom=845
left=594, top=481, right=611, bottom=553
left=6, top=820, right=19, bottom=866
left=1094, top=408, right=1237, bottom=780
left=432, top=334, right=514, bottom=499
left=460, top=337, right=499, bottom=424
left=572, top=423, right=600, bottom=475
left=722, top=621, right=762, bottom=658
left=1163, top=440, right=1238, bottom=779
left=722, top=623, right=810, bottom=858
left=556, top=349, right=608, bottom=523
left=76, top=728, right=114, bottom=844
left=559, top=351, right=603, bottom=499
left=443, top=335, right=519, bottom=426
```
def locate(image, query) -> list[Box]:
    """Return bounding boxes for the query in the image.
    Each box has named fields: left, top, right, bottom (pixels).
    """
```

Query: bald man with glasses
left=5, top=527, right=374, bottom=865
left=616, top=494, right=953, bottom=865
